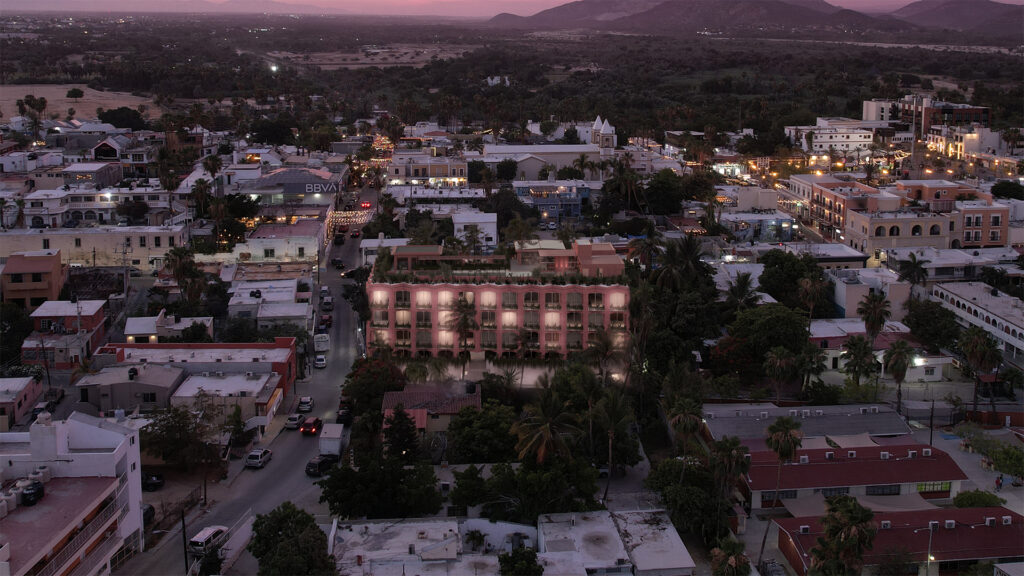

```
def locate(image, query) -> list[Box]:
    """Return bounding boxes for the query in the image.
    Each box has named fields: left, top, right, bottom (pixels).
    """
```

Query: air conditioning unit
left=760, top=411, right=769, bottom=419
left=799, top=455, right=809, bottom=464
left=802, top=410, right=810, bottom=418
left=922, top=448, right=932, bottom=457
left=789, top=409, right=798, bottom=417
left=944, top=520, right=955, bottom=529
left=1003, top=516, right=1012, bottom=526
left=825, top=452, right=835, bottom=460
left=799, top=525, right=810, bottom=534
left=870, top=406, right=879, bottom=413
left=880, top=520, right=891, bottom=529
left=860, top=407, right=868, bottom=415
left=985, top=517, right=995, bottom=527
left=202, top=371, right=210, bottom=377
left=815, top=410, right=823, bottom=416
left=881, top=452, right=890, bottom=460
left=245, top=371, right=254, bottom=377
left=929, top=521, right=939, bottom=530
left=908, top=450, right=917, bottom=459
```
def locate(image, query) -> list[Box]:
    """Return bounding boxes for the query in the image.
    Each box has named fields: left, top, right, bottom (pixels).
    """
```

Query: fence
left=150, top=484, right=203, bottom=540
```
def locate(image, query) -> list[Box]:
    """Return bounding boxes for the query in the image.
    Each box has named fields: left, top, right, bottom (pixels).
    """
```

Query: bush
left=953, top=489, right=1005, bottom=508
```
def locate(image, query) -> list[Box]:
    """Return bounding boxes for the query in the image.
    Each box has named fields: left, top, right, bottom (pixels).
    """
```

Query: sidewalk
left=912, top=427, right=1024, bottom=513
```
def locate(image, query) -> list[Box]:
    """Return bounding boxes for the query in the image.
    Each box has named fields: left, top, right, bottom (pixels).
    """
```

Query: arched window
left=930, top=224, right=941, bottom=235
left=912, top=225, right=922, bottom=236
left=84, top=210, right=97, bottom=220
left=875, top=226, right=886, bottom=237
left=889, top=225, right=901, bottom=236
left=71, top=211, right=83, bottom=220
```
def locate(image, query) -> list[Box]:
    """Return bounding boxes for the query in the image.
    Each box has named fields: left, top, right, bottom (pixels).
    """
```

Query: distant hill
left=488, top=0, right=666, bottom=29
left=889, top=0, right=1023, bottom=29
left=2, top=0, right=349, bottom=14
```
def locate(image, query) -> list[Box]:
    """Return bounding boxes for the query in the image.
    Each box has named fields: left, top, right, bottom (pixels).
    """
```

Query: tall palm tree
left=202, top=154, right=223, bottom=193
left=757, top=417, right=803, bottom=565
left=763, top=346, right=796, bottom=403
left=711, top=435, right=750, bottom=503
left=501, top=215, right=537, bottom=255
left=626, top=221, right=663, bottom=273
left=857, top=291, right=891, bottom=346
left=0, top=197, right=7, bottom=230
left=798, top=276, right=828, bottom=326
left=452, top=295, right=478, bottom=379
left=796, top=343, right=827, bottom=391
left=14, top=199, right=25, bottom=229
left=512, top=388, right=580, bottom=465
left=578, top=372, right=604, bottom=458
left=164, top=246, right=195, bottom=287
left=190, top=178, right=212, bottom=219
left=809, top=495, right=877, bottom=576
left=404, top=362, right=428, bottom=383
left=572, top=153, right=592, bottom=179
left=596, top=386, right=634, bottom=501
left=711, top=538, right=751, bottom=576
left=666, top=397, right=703, bottom=460
left=841, top=335, right=876, bottom=388
left=898, top=252, right=930, bottom=293
left=587, top=328, right=623, bottom=383
left=959, top=326, right=1003, bottom=416
left=725, top=272, right=760, bottom=315
left=654, top=235, right=708, bottom=291
left=883, top=340, right=914, bottom=415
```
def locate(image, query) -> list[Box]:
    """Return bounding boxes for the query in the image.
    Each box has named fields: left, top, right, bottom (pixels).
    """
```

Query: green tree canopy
left=728, top=304, right=808, bottom=358
left=343, top=358, right=408, bottom=414
left=495, top=158, right=519, bottom=181
left=904, top=299, right=960, bottom=354
left=499, top=547, right=544, bottom=576
left=383, top=405, right=421, bottom=464
left=448, top=400, right=517, bottom=463
left=953, top=489, right=1006, bottom=508
left=809, top=495, right=877, bottom=576
left=318, top=459, right=442, bottom=519
left=248, top=501, right=337, bottom=576
left=483, top=458, right=600, bottom=524
left=757, top=250, right=823, bottom=309
left=140, top=404, right=219, bottom=471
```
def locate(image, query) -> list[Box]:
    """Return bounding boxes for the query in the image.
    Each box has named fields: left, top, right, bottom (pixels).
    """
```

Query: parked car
left=142, top=471, right=165, bottom=491
left=547, top=221, right=558, bottom=230
left=343, top=203, right=354, bottom=211
left=298, top=396, right=315, bottom=412
left=244, top=448, right=273, bottom=469
left=314, top=355, right=327, bottom=369
left=360, top=201, right=371, bottom=209
left=142, top=503, right=156, bottom=526
left=321, top=314, right=333, bottom=327
left=285, top=414, right=304, bottom=429
left=322, top=296, right=334, bottom=310
left=300, top=417, right=323, bottom=436
left=330, top=257, right=345, bottom=269
left=319, top=286, right=329, bottom=297
left=31, top=401, right=55, bottom=420
left=305, top=453, right=341, bottom=477
left=189, top=525, right=228, bottom=556
left=21, top=479, right=45, bottom=505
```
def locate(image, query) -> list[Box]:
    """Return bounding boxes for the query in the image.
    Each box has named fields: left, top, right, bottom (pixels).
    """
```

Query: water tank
left=3, top=491, right=17, bottom=511
left=34, top=465, right=51, bottom=483
left=14, top=479, right=33, bottom=490
left=9, top=487, right=23, bottom=506
left=0, top=498, right=7, bottom=519
left=28, top=471, right=43, bottom=483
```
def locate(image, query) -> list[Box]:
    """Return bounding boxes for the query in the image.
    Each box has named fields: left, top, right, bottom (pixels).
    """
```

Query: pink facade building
left=365, top=241, right=630, bottom=359
left=21, top=300, right=108, bottom=369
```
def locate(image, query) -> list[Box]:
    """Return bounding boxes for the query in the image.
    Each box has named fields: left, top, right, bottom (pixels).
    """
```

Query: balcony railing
left=567, top=323, right=583, bottom=330
left=479, top=303, right=497, bottom=310
left=589, top=323, right=605, bottom=330
left=610, top=322, right=626, bottom=330
left=371, top=320, right=390, bottom=328
left=396, top=320, right=411, bottom=328
left=416, top=321, right=432, bottom=328
left=37, top=477, right=128, bottom=576
left=588, top=303, right=604, bottom=310
left=546, top=343, right=561, bottom=350
left=567, top=342, right=583, bottom=351
left=481, top=321, right=497, bottom=329
left=545, top=303, right=561, bottom=310
left=502, top=302, right=518, bottom=310
left=567, top=303, right=584, bottom=310
left=395, top=341, right=411, bottom=348
left=524, top=322, right=540, bottom=329
left=395, top=300, right=411, bottom=309
left=370, top=300, right=389, bottom=309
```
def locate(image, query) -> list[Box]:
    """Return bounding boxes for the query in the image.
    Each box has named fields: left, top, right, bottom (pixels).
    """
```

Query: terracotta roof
left=382, top=387, right=482, bottom=429
left=2, top=251, right=60, bottom=274
left=746, top=444, right=966, bottom=491
left=777, top=507, right=1024, bottom=572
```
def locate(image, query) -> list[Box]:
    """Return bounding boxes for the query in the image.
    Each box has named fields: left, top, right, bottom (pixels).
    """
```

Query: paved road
left=115, top=193, right=374, bottom=576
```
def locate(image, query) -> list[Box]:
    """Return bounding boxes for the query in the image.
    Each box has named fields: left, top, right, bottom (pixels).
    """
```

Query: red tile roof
left=382, top=387, right=482, bottom=430
left=746, top=444, right=967, bottom=491
left=2, top=252, right=61, bottom=274
left=777, top=507, right=1024, bottom=572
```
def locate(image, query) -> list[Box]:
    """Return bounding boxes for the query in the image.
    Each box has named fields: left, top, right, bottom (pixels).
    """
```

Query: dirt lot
left=268, top=43, right=476, bottom=70
left=0, top=84, right=160, bottom=120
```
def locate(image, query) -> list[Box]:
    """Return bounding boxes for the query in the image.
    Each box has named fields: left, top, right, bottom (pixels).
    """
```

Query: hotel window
left=545, top=293, right=560, bottom=309
left=264, top=248, right=275, bottom=258
left=524, top=292, right=540, bottom=309
left=524, top=310, right=540, bottom=329
left=416, top=310, right=432, bottom=327
left=395, top=310, right=411, bottom=327
left=169, top=236, right=176, bottom=247
left=479, top=291, right=497, bottom=309
left=816, top=487, right=850, bottom=497
left=610, top=312, right=626, bottom=330
left=567, top=292, right=583, bottom=310
left=139, top=236, right=146, bottom=247
left=481, top=310, right=496, bottom=328
left=396, top=330, right=411, bottom=347
left=990, top=230, right=1000, bottom=242
left=502, top=331, right=519, bottom=348
left=588, top=312, right=605, bottom=330
left=154, top=236, right=161, bottom=247
left=437, top=331, right=454, bottom=348
left=502, top=293, right=518, bottom=309
left=866, top=485, right=900, bottom=496
left=567, top=312, right=583, bottom=329
left=374, top=330, right=389, bottom=346
left=545, top=332, right=560, bottom=349
left=458, top=291, right=474, bottom=305
left=916, top=482, right=951, bottom=493
left=416, top=291, right=432, bottom=308
left=372, top=310, right=389, bottom=327
left=437, top=291, right=454, bottom=309
left=415, top=331, right=432, bottom=348
left=588, top=293, right=604, bottom=309
left=609, top=292, right=626, bottom=310
left=481, top=331, right=497, bottom=348
left=75, top=238, right=82, bottom=247
left=438, top=310, right=454, bottom=329
left=372, top=291, right=390, bottom=308
left=502, top=311, right=518, bottom=328
left=567, top=332, right=583, bottom=350
left=396, top=291, right=411, bottom=308
left=545, top=312, right=561, bottom=330
left=992, top=215, right=1001, bottom=226
left=42, top=239, right=49, bottom=249
left=974, top=231, right=981, bottom=242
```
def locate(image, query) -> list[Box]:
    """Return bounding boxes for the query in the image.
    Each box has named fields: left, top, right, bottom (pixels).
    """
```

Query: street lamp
left=912, top=526, right=935, bottom=575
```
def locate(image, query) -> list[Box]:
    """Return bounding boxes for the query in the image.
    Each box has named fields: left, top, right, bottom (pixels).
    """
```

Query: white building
left=0, top=411, right=144, bottom=576
left=452, top=212, right=498, bottom=249
left=862, top=99, right=899, bottom=122
left=228, top=278, right=311, bottom=329
left=785, top=125, right=874, bottom=154
left=358, top=237, right=411, bottom=267
left=828, top=267, right=912, bottom=320
left=229, top=219, right=326, bottom=263
left=926, top=124, right=1005, bottom=161
left=0, top=224, right=187, bottom=271
left=124, top=309, right=214, bottom=343
left=930, top=282, right=1024, bottom=369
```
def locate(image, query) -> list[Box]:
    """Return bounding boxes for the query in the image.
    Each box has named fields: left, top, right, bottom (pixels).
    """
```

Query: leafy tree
left=561, top=126, right=580, bottom=144
left=225, top=405, right=256, bottom=449
left=66, top=87, right=84, bottom=101
left=116, top=200, right=150, bottom=222
left=141, top=404, right=219, bottom=471
left=499, top=547, right=544, bottom=576
left=383, top=405, right=420, bottom=464
left=729, top=304, right=808, bottom=359
left=0, top=302, right=34, bottom=365
left=758, top=250, right=823, bottom=309
left=162, top=321, right=212, bottom=343
left=343, top=358, right=407, bottom=414
left=904, top=299, right=959, bottom=354
left=483, top=458, right=599, bottom=524
left=495, top=158, right=519, bottom=181
left=467, top=160, right=487, bottom=183
left=249, top=501, right=336, bottom=576
left=645, top=168, right=686, bottom=215
left=448, top=400, right=517, bottom=463
left=960, top=326, right=1003, bottom=415
left=953, top=489, right=1006, bottom=508
left=646, top=458, right=729, bottom=545
left=198, top=544, right=224, bottom=576
left=757, top=417, right=803, bottom=564
left=513, top=386, right=581, bottom=464
left=991, top=180, right=1024, bottom=200
left=318, top=459, right=442, bottom=519
left=450, top=464, right=491, bottom=508
left=98, top=106, right=148, bottom=130
left=809, top=495, right=877, bottom=576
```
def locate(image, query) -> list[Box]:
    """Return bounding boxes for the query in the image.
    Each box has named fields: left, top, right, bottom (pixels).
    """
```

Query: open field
left=0, top=84, right=160, bottom=120
left=268, top=43, right=476, bottom=70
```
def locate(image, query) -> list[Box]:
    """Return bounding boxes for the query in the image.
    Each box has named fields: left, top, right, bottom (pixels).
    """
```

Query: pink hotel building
left=365, top=240, right=630, bottom=359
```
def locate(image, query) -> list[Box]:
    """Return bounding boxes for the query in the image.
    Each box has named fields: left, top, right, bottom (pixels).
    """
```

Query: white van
left=189, top=525, right=228, bottom=556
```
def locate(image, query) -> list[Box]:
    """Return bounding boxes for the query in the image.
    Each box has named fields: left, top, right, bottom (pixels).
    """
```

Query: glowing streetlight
left=270, top=64, right=278, bottom=72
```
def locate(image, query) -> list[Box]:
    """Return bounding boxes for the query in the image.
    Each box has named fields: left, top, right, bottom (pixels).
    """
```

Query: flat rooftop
left=250, top=219, right=323, bottom=239
left=173, top=372, right=272, bottom=398
left=809, top=319, right=909, bottom=339
left=0, top=225, right=184, bottom=236
left=538, top=511, right=630, bottom=569
left=782, top=242, right=868, bottom=260
left=333, top=519, right=460, bottom=574
left=0, top=476, right=118, bottom=576
left=113, top=345, right=292, bottom=364
left=702, top=403, right=911, bottom=440
left=74, top=363, right=183, bottom=389
left=0, top=377, right=35, bottom=403
left=62, top=162, right=116, bottom=172
left=611, top=510, right=695, bottom=573
left=935, top=282, right=1024, bottom=326
left=32, top=299, right=105, bottom=318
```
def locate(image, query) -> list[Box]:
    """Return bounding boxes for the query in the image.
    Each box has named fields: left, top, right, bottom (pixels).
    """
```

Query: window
left=75, top=238, right=82, bottom=247
left=588, top=293, right=604, bottom=309
left=524, top=292, right=539, bottom=309
left=372, top=310, right=389, bottom=327
left=31, top=273, right=42, bottom=283
left=588, top=312, right=605, bottom=330
left=415, top=331, right=432, bottom=348
left=567, top=312, right=583, bottom=329
left=916, top=482, right=951, bottom=493
left=502, top=293, right=518, bottom=309
left=297, top=247, right=305, bottom=257
left=154, top=236, right=161, bottom=248
left=139, top=236, right=146, bottom=247
left=866, top=484, right=901, bottom=496
left=990, top=230, right=1000, bottom=242
left=42, top=239, right=49, bottom=249
left=30, top=297, right=46, bottom=307
left=545, top=293, right=560, bottom=309
left=888, top=225, right=900, bottom=236
left=395, top=329, right=411, bottom=347
left=141, top=392, right=157, bottom=403
left=924, top=367, right=935, bottom=376
left=610, top=312, right=626, bottom=330
left=169, top=236, right=175, bottom=247
left=502, top=311, right=518, bottom=328
left=264, top=248, right=275, bottom=258
left=929, top=224, right=941, bottom=236
left=567, top=292, right=583, bottom=310
left=911, top=225, right=922, bottom=236
left=992, top=215, right=1001, bottom=226
left=567, top=332, right=583, bottom=350
left=502, top=331, right=519, bottom=348
left=545, top=332, right=560, bottom=349
left=524, top=310, right=540, bottom=329
left=9, top=274, right=23, bottom=283
left=762, top=490, right=797, bottom=501
left=874, top=226, right=885, bottom=237
left=481, top=331, right=497, bottom=349
left=815, top=487, right=850, bottom=497
left=974, top=231, right=981, bottom=242
left=416, top=310, right=432, bottom=328
left=395, top=291, right=411, bottom=308
left=544, top=312, right=561, bottom=330
left=481, top=310, right=496, bottom=328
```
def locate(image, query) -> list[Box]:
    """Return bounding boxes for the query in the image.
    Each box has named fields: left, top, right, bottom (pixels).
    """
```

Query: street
left=115, top=189, right=374, bottom=576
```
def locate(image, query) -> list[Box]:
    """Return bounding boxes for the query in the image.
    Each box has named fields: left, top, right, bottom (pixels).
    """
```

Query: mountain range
left=2, top=0, right=350, bottom=14
left=489, top=0, right=1024, bottom=37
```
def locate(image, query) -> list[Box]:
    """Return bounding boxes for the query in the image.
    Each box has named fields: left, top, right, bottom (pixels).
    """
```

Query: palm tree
left=883, top=340, right=914, bottom=415
left=711, top=539, right=751, bottom=576
left=404, top=362, right=428, bottom=384
left=512, top=388, right=580, bottom=465
left=796, top=343, right=827, bottom=391
left=587, top=328, right=623, bottom=383
left=572, top=153, right=592, bottom=179
left=757, top=417, right=803, bottom=565
left=809, top=495, right=877, bottom=576
left=763, top=346, right=796, bottom=403
left=596, top=386, right=633, bottom=501
left=857, top=291, right=891, bottom=346
left=452, top=295, right=478, bottom=379
left=190, top=178, right=212, bottom=219
left=654, top=235, right=708, bottom=291
left=725, top=272, right=760, bottom=315
left=898, top=252, right=930, bottom=293
left=164, top=246, right=195, bottom=287
left=14, top=199, right=25, bottom=229
left=627, top=221, right=663, bottom=274
left=0, top=197, right=7, bottom=230
left=481, top=167, right=495, bottom=197
left=959, top=326, right=1003, bottom=416
left=841, top=335, right=876, bottom=388
left=202, top=154, right=223, bottom=191
left=578, top=373, right=604, bottom=457
left=798, top=276, right=828, bottom=326
left=711, top=435, right=750, bottom=503
left=666, top=397, right=703, bottom=460
left=501, top=215, right=537, bottom=255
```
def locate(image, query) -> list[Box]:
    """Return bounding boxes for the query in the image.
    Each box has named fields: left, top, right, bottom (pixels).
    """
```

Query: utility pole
left=181, top=509, right=189, bottom=574
left=929, top=399, right=935, bottom=447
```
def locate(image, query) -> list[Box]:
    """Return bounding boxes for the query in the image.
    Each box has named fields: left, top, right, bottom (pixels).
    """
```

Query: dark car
left=300, top=417, right=323, bottom=436
left=330, top=257, right=345, bottom=269
left=142, top=471, right=165, bottom=492
left=21, top=480, right=45, bottom=505
left=343, top=203, right=354, bottom=211
left=142, top=503, right=156, bottom=526
left=62, top=220, right=80, bottom=228
left=333, top=235, right=345, bottom=246
left=321, top=314, right=333, bottom=327
left=336, top=407, right=352, bottom=425
left=305, top=453, right=340, bottom=477
left=349, top=230, right=361, bottom=238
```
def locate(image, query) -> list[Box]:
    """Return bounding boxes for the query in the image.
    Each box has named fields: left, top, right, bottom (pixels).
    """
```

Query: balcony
left=567, top=322, right=583, bottom=330
left=588, top=303, right=605, bottom=310
left=438, top=342, right=454, bottom=349
left=567, top=342, right=584, bottom=351
left=371, top=320, right=390, bottom=328
left=481, top=341, right=497, bottom=349
left=610, top=322, right=626, bottom=331
left=481, top=321, right=497, bottom=329
left=524, top=321, right=540, bottom=330
left=479, top=303, right=497, bottom=310
left=567, top=303, right=584, bottom=311
left=370, top=300, right=390, bottom=309
left=502, top=302, right=518, bottom=310
left=589, top=323, right=605, bottom=331
left=545, top=304, right=561, bottom=310
left=396, top=320, right=411, bottom=328
left=416, top=321, right=432, bottom=328
left=395, top=341, right=411, bottom=348
left=395, top=300, right=411, bottom=309
left=524, top=302, right=540, bottom=310
left=37, top=477, right=128, bottom=576
left=546, top=343, right=561, bottom=351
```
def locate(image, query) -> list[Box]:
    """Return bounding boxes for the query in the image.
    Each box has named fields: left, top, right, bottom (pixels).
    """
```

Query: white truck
left=319, top=423, right=345, bottom=456
left=313, top=333, right=330, bottom=353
